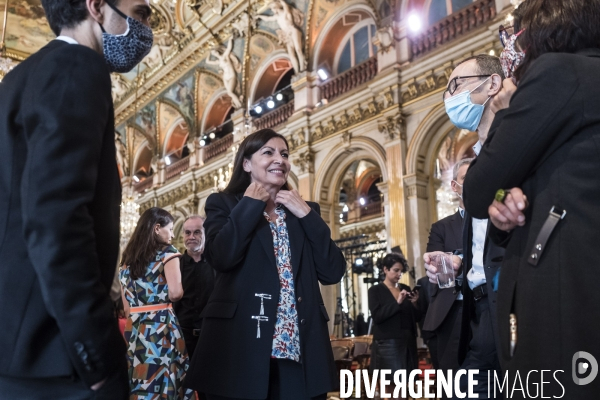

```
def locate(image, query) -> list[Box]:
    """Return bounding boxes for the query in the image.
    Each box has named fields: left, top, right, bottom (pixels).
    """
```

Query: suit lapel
left=451, top=211, right=464, bottom=250
left=284, top=210, right=305, bottom=281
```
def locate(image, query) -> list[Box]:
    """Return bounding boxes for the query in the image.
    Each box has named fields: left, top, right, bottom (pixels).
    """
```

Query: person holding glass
left=368, top=253, right=421, bottom=399
left=185, top=129, right=346, bottom=400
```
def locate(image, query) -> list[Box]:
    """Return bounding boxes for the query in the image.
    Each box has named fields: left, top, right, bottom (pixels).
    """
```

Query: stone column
left=291, top=71, right=320, bottom=113
left=403, top=173, right=431, bottom=281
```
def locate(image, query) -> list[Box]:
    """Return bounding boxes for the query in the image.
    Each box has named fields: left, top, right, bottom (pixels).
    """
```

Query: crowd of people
left=1, top=0, right=599, bottom=399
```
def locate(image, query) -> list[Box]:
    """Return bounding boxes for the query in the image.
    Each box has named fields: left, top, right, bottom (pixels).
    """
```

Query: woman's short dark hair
left=381, top=253, right=408, bottom=273
left=514, top=0, right=600, bottom=81
left=121, top=207, right=174, bottom=280
left=41, top=0, right=119, bottom=36
left=223, top=129, right=290, bottom=195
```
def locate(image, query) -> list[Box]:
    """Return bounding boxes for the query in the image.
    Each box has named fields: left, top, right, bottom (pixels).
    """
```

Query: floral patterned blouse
left=264, top=207, right=301, bottom=362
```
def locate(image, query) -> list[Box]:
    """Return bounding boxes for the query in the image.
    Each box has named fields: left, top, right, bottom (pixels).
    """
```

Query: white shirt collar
left=473, top=140, right=482, bottom=156
left=56, top=36, right=79, bottom=45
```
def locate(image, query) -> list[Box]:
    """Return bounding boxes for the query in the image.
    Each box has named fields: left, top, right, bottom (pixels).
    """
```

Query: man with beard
left=174, top=215, right=215, bottom=357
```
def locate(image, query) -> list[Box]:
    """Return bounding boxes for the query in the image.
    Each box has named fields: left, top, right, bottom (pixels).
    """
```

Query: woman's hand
left=409, top=290, right=419, bottom=306
left=490, top=78, right=517, bottom=114
left=275, top=190, right=311, bottom=218
left=244, top=182, right=270, bottom=202
left=397, top=290, right=409, bottom=304
left=489, top=187, right=528, bottom=231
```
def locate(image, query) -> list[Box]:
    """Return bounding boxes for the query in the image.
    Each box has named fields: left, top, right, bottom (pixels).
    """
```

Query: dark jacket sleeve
left=20, top=46, right=124, bottom=386
left=204, top=193, right=267, bottom=272
left=426, top=220, right=446, bottom=252
left=368, top=285, right=403, bottom=324
left=464, top=53, right=581, bottom=219
left=298, top=202, right=345, bottom=285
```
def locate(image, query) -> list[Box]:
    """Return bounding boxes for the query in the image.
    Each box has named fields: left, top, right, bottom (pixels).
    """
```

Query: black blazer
left=186, top=192, right=345, bottom=398
left=368, top=283, right=421, bottom=340
left=422, top=211, right=463, bottom=332
left=464, top=49, right=600, bottom=397
left=0, top=41, right=126, bottom=385
left=456, top=213, right=504, bottom=366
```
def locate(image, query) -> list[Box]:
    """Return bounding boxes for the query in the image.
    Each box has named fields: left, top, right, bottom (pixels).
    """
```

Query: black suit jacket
left=422, top=211, right=463, bottom=332
left=369, top=283, right=422, bottom=340
left=186, top=192, right=346, bottom=398
left=0, top=41, right=126, bottom=386
left=456, top=213, right=504, bottom=366
left=464, top=49, right=600, bottom=397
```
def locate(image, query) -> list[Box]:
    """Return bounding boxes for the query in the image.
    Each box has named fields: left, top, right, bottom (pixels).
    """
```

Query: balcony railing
left=320, top=57, right=378, bottom=102
left=133, top=177, right=153, bottom=193
left=253, top=100, right=295, bottom=131
left=410, top=0, right=497, bottom=58
left=203, top=133, right=234, bottom=163
left=360, top=200, right=383, bottom=218
left=165, top=156, right=190, bottom=181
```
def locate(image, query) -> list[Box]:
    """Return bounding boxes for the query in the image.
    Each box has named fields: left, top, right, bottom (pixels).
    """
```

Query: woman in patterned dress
left=185, top=129, right=346, bottom=399
left=120, top=207, right=195, bottom=400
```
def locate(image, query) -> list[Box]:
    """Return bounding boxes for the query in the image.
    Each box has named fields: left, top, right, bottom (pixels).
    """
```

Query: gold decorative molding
left=378, top=112, right=406, bottom=141
left=292, top=150, right=314, bottom=174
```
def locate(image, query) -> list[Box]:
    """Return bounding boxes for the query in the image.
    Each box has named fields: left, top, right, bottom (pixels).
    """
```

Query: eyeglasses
left=442, top=75, right=491, bottom=101
left=499, top=25, right=514, bottom=47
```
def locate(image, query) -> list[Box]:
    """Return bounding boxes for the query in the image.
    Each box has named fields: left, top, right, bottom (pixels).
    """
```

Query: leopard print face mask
left=101, top=2, right=153, bottom=73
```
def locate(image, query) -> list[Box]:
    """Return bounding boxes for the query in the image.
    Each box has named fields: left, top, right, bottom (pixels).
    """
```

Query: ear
left=154, top=223, right=161, bottom=234
left=487, top=74, right=503, bottom=97
left=242, top=159, right=251, bottom=172
left=450, top=180, right=458, bottom=193
left=87, top=0, right=106, bottom=24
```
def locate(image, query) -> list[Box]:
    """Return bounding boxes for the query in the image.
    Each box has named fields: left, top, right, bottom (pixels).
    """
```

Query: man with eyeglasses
left=425, top=54, right=506, bottom=399
left=173, top=215, right=215, bottom=358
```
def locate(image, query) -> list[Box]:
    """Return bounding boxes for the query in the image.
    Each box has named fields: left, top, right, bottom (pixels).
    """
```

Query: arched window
left=335, top=22, right=377, bottom=75
left=428, top=0, right=475, bottom=26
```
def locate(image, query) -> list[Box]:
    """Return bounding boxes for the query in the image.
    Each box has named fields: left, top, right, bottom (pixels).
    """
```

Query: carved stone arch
left=406, top=102, right=457, bottom=176
left=248, top=50, right=293, bottom=104
left=286, top=171, right=299, bottom=192
left=158, top=100, right=190, bottom=159
left=199, top=88, right=233, bottom=135
left=313, top=137, right=387, bottom=225
left=132, top=139, right=153, bottom=178
left=311, top=2, right=378, bottom=72
left=195, top=69, right=224, bottom=129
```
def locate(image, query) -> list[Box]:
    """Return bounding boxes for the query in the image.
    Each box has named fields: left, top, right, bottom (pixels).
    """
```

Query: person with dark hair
left=0, top=0, right=152, bottom=398
left=184, top=128, right=346, bottom=399
left=463, top=0, right=600, bottom=397
left=368, top=253, right=420, bottom=399
left=425, top=54, right=506, bottom=399
left=120, top=207, right=195, bottom=399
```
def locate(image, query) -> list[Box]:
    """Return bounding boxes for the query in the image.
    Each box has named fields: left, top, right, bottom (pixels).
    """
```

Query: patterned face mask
left=500, top=29, right=526, bottom=79
left=101, top=2, right=153, bottom=73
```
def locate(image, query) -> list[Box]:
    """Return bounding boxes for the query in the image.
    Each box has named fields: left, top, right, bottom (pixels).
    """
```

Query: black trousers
left=180, top=326, right=201, bottom=359
left=0, top=369, right=129, bottom=400
left=202, top=358, right=326, bottom=400
left=437, top=300, right=463, bottom=372
left=452, top=297, right=502, bottom=400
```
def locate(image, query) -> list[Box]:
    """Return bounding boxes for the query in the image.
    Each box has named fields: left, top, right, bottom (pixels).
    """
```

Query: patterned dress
left=264, top=207, right=301, bottom=361
left=120, top=245, right=196, bottom=400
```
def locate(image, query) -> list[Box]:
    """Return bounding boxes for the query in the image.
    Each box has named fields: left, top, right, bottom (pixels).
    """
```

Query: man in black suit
left=174, top=215, right=215, bottom=358
left=425, top=55, right=505, bottom=399
left=421, top=158, right=469, bottom=376
left=0, top=0, right=152, bottom=398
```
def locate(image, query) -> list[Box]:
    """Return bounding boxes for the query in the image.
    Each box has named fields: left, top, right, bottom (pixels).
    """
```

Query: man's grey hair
left=183, top=215, right=205, bottom=253
left=453, top=157, right=475, bottom=181
left=456, top=54, right=505, bottom=80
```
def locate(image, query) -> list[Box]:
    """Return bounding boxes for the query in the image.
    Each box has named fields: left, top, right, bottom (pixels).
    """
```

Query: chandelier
left=120, top=194, right=140, bottom=243
left=0, top=0, right=16, bottom=82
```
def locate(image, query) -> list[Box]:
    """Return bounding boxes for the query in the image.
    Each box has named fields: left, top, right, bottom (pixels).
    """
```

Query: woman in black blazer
left=185, top=129, right=346, bottom=399
left=463, top=0, right=600, bottom=398
left=368, top=253, right=421, bottom=397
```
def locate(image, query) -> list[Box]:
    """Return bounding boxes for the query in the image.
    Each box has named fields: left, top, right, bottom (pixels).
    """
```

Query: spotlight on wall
left=209, top=132, right=216, bottom=139
left=352, top=257, right=374, bottom=274
left=165, top=156, right=171, bottom=166
left=317, top=68, right=329, bottom=81
left=489, top=49, right=496, bottom=56
left=254, top=105, right=263, bottom=114
left=275, top=93, right=284, bottom=101
left=132, top=175, right=140, bottom=182
left=267, top=99, right=275, bottom=109
left=407, top=14, right=422, bottom=33
left=359, top=197, right=366, bottom=206
left=200, top=139, right=206, bottom=146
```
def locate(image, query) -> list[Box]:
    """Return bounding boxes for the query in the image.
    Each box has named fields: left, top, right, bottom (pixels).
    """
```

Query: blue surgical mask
left=444, top=77, right=491, bottom=131
left=100, top=2, right=153, bottom=73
